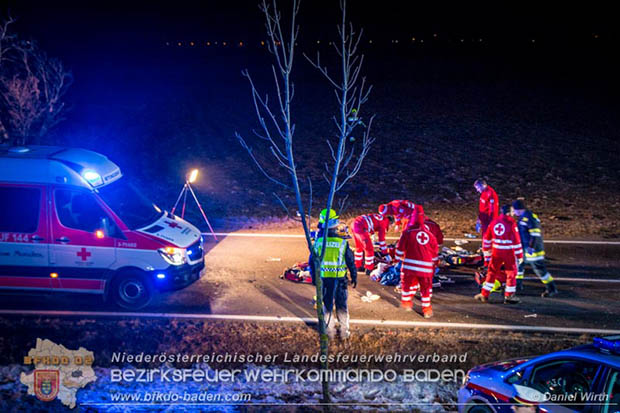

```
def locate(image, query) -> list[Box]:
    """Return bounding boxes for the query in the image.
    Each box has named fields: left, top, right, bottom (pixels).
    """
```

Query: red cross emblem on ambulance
left=416, top=231, right=430, bottom=245
left=165, top=221, right=181, bottom=229
left=76, top=248, right=91, bottom=261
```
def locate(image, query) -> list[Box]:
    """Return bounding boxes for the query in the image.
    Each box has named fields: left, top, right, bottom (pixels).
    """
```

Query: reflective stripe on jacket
left=516, top=210, right=545, bottom=256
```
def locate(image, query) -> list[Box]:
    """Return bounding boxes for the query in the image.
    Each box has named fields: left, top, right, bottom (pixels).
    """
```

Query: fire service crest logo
left=34, top=370, right=60, bottom=402
left=20, top=338, right=96, bottom=408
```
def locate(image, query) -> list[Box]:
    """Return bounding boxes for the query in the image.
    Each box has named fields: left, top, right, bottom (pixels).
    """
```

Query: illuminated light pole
left=171, top=169, right=218, bottom=241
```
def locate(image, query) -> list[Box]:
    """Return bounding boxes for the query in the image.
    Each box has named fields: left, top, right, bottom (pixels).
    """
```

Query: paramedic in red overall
left=474, top=178, right=499, bottom=235
left=394, top=206, right=438, bottom=319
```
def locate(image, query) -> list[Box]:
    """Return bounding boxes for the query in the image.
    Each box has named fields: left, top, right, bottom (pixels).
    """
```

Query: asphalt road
left=1, top=231, right=619, bottom=331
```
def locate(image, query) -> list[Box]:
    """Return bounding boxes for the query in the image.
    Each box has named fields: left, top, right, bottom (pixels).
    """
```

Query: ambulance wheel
left=111, top=270, right=154, bottom=309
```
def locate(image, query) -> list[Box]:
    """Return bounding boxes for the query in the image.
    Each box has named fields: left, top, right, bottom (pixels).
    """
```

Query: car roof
left=530, top=344, right=620, bottom=369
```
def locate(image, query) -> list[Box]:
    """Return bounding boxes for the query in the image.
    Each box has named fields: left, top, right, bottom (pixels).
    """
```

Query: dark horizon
left=6, top=1, right=619, bottom=54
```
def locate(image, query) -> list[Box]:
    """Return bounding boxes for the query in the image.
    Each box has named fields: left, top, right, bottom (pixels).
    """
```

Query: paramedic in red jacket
left=474, top=178, right=499, bottom=235
left=475, top=205, right=523, bottom=304
left=351, top=213, right=394, bottom=273
left=407, top=217, right=444, bottom=292
left=378, top=200, right=418, bottom=231
left=395, top=207, right=438, bottom=318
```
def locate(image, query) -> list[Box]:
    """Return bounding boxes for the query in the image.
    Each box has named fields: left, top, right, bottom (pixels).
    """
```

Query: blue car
left=458, top=336, right=620, bottom=413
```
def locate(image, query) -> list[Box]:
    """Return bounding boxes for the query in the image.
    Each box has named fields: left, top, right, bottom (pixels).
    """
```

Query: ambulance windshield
left=97, top=179, right=163, bottom=230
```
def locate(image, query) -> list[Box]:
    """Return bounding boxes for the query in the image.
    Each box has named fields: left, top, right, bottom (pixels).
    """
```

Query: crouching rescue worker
left=310, top=209, right=358, bottom=340
left=512, top=200, right=558, bottom=298
left=395, top=206, right=438, bottom=318
left=351, top=212, right=394, bottom=274
left=476, top=205, right=523, bottom=304
left=378, top=199, right=418, bottom=232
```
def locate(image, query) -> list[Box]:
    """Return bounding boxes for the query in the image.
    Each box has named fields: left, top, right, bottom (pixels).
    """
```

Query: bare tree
left=0, top=16, right=16, bottom=142
left=0, top=17, right=72, bottom=146
left=305, top=0, right=375, bottom=236
left=236, top=0, right=373, bottom=405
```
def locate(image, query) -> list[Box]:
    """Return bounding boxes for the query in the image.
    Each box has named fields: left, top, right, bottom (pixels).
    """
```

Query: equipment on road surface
left=0, top=145, right=205, bottom=309
left=281, top=262, right=312, bottom=284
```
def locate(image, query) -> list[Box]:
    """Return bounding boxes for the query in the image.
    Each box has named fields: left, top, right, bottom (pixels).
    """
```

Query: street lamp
left=188, top=169, right=199, bottom=183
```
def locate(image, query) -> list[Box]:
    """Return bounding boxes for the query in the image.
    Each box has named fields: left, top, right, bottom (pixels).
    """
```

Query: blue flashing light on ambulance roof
left=0, top=145, right=206, bottom=309
left=82, top=170, right=103, bottom=187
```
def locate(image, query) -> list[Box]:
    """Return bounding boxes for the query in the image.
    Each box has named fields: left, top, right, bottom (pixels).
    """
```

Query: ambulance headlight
left=158, top=247, right=187, bottom=265
left=82, top=170, right=103, bottom=187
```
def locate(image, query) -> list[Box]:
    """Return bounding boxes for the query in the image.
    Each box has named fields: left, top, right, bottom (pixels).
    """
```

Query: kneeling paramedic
left=351, top=212, right=394, bottom=274
left=310, top=209, right=358, bottom=340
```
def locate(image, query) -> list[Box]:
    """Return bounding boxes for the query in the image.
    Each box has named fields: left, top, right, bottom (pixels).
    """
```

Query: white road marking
left=446, top=274, right=620, bottom=283
left=1, top=310, right=618, bottom=335
left=205, top=232, right=620, bottom=245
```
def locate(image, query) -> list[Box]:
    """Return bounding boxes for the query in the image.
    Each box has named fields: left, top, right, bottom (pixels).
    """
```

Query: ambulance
left=0, top=146, right=205, bottom=309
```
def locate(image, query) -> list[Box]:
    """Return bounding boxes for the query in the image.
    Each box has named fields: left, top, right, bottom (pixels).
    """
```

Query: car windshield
left=97, top=179, right=163, bottom=230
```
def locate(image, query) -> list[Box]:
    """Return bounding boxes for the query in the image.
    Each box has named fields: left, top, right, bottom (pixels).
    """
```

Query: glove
left=475, top=220, right=481, bottom=233
left=526, top=247, right=535, bottom=255
left=518, top=258, right=524, bottom=265
left=350, top=278, right=357, bottom=288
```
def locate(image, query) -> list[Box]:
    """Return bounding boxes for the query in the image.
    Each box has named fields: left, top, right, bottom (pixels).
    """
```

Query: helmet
left=378, top=204, right=388, bottom=215
left=319, top=208, right=340, bottom=229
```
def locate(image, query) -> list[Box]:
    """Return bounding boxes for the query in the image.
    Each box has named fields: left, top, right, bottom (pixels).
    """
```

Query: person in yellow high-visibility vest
left=310, top=208, right=358, bottom=340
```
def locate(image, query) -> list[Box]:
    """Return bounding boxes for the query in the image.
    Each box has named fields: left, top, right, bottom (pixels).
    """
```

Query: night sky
left=2, top=0, right=618, bottom=190
left=5, top=1, right=618, bottom=59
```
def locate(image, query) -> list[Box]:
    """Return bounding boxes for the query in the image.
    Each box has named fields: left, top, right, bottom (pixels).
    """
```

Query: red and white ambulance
left=0, top=146, right=205, bottom=309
